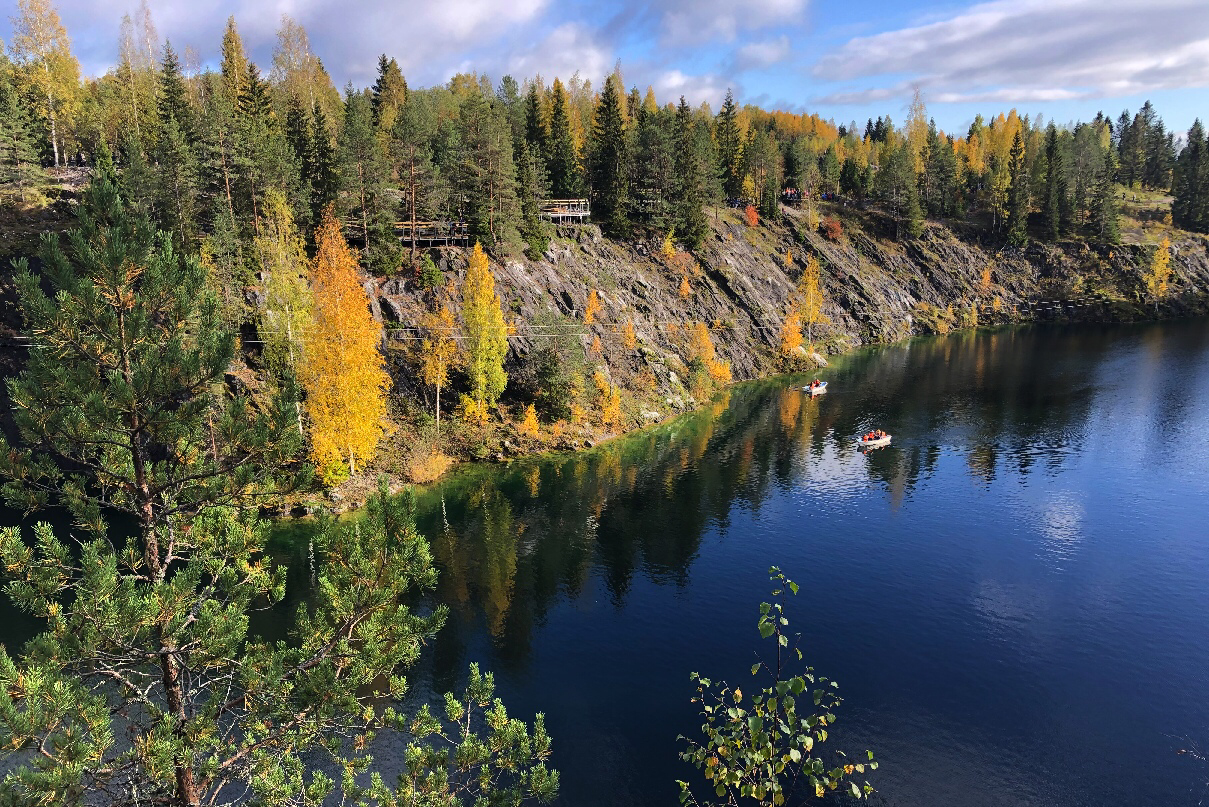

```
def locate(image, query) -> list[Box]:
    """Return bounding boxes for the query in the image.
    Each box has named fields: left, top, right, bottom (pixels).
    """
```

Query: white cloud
left=38, top=0, right=551, bottom=85
left=651, top=69, right=731, bottom=108
left=658, top=0, right=808, bottom=45
left=732, top=35, right=791, bottom=71
left=504, top=23, right=613, bottom=87
left=811, top=0, right=1209, bottom=105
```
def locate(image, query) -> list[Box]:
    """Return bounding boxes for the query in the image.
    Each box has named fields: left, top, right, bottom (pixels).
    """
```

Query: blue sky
left=5, top=0, right=1209, bottom=137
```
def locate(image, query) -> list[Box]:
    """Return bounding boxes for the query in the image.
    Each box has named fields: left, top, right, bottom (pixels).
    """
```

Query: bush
left=744, top=204, right=759, bottom=227
left=418, top=254, right=442, bottom=290
left=820, top=216, right=843, bottom=241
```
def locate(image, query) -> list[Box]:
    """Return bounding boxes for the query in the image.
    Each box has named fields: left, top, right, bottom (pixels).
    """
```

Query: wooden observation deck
left=540, top=199, right=590, bottom=223
left=395, top=220, right=469, bottom=247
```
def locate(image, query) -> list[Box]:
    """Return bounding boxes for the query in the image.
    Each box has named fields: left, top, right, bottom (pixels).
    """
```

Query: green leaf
left=751, top=663, right=761, bottom=675
left=788, top=581, right=799, bottom=595
left=759, top=623, right=775, bottom=639
left=789, top=748, right=801, bottom=763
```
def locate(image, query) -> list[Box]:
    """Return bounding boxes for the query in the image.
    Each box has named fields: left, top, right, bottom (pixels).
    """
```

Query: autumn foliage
left=744, top=204, right=759, bottom=227
left=460, top=242, right=509, bottom=415
left=583, top=289, right=601, bottom=324
left=820, top=216, right=843, bottom=240
left=302, top=208, right=390, bottom=479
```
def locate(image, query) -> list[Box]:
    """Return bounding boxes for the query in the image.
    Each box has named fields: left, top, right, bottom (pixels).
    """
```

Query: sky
left=4, top=0, right=1209, bottom=137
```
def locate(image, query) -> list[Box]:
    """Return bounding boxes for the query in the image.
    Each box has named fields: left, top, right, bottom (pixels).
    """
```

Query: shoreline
left=312, top=313, right=1208, bottom=514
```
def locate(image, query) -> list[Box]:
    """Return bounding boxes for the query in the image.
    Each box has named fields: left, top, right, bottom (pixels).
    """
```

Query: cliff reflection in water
left=408, top=323, right=1209, bottom=678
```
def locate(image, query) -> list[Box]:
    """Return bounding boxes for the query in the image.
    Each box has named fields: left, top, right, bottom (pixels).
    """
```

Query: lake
left=8, top=319, right=1209, bottom=805
left=351, top=320, right=1209, bottom=807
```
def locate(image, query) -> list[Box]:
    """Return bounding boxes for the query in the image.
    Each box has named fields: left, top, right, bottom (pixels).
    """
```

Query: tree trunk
left=409, top=154, right=417, bottom=264
left=358, top=162, right=369, bottom=259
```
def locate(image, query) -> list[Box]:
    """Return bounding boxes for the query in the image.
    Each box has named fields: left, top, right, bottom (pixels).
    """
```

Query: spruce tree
left=628, top=99, right=675, bottom=228
left=1090, top=149, right=1120, bottom=243
left=523, top=81, right=548, bottom=163
left=1172, top=119, right=1207, bottom=233
left=715, top=89, right=743, bottom=198
left=587, top=73, right=629, bottom=235
left=157, top=41, right=192, bottom=136
left=0, top=57, right=49, bottom=206
left=1041, top=124, right=1068, bottom=241
left=874, top=142, right=921, bottom=239
left=546, top=78, right=578, bottom=199
left=309, top=104, right=338, bottom=228
left=1005, top=131, right=1029, bottom=246
left=673, top=96, right=709, bottom=248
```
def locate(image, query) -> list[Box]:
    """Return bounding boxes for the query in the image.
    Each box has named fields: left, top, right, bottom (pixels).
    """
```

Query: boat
left=803, top=381, right=828, bottom=396
left=857, top=433, right=892, bottom=449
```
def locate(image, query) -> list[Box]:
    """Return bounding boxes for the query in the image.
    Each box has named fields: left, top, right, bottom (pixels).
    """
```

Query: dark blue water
left=380, top=320, right=1209, bottom=807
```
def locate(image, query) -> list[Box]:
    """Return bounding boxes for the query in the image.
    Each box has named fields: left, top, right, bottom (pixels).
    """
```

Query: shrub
left=820, top=216, right=843, bottom=240
left=744, top=204, right=759, bottom=227
left=418, top=254, right=442, bottom=290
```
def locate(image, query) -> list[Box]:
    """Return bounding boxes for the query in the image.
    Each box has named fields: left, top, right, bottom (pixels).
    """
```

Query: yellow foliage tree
left=301, top=209, right=390, bottom=478
left=9, top=0, right=81, bottom=167
left=1146, top=237, right=1172, bottom=300
left=780, top=308, right=803, bottom=356
left=584, top=289, right=601, bottom=324
left=593, top=370, right=623, bottom=431
left=679, top=276, right=691, bottom=299
left=621, top=321, right=637, bottom=350
left=460, top=242, right=508, bottom=413
left=688, top=322, right=732, bottom=384
left=797, top=254, right=830, bottom=347
left=256, top=190, right=311, bottom=436
left=518, top=403, right=540, bottom=437
left=421, top=305, right=459, bottom=433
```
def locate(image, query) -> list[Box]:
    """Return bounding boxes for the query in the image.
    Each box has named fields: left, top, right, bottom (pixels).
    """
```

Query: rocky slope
left=373, top=202, right=1209, bottom=429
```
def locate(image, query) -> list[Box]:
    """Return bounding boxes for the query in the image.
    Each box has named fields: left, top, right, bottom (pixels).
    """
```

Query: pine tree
left=370, top=53, right=407, bottom=138
left=626, top=100, right=675, bottom=228
left=546, top=78, right=579, bottom=199
left=0, top=178, right=560, bottom=805
left=588, top=73, right=629, bottom=235
left=819, top=144, right=841, bottom=195
left=457, top=92, right=520, bottom=246
left=460, top=242, right=509, bottom=415
left=391, top=92, right=441, bottom=263
left=715, top=89, right=743, bottom=198
left=340, top=88, right=394, bottom=269
left=302, top=208, right=390, bottom=477
left=1005, top=131, right=1029, bottom=246
left=153, top=113, right=198, bottom=246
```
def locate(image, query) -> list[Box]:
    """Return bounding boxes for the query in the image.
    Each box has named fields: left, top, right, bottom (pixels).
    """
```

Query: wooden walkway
left=395, top=220, right=469, bottom=247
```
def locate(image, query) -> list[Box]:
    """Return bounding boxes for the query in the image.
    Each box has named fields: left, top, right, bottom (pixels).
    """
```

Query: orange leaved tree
left=302, top=209, right=390, bottom=479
